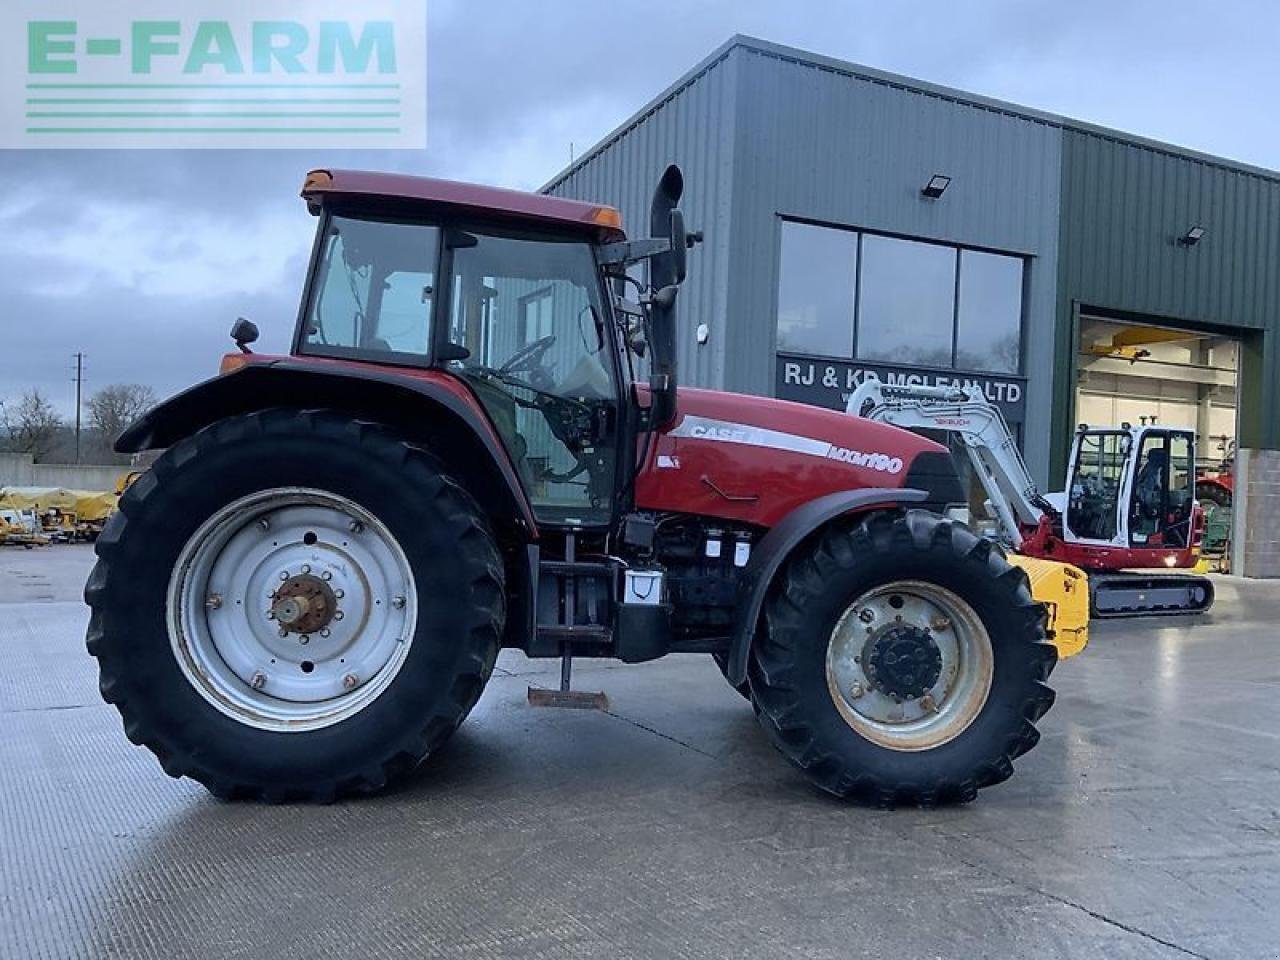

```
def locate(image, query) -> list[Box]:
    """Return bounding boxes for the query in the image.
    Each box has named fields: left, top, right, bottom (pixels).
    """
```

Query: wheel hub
left=824, top=581, right=995, bottom=752
left=167, top=488, right=417, bottom=733
left=866, top=625, right=942, bottom=701
left=271, top=574, right=337, bottom=634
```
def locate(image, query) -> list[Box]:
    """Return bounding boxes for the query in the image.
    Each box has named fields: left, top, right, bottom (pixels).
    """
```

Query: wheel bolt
left=849, top=682, right=865, bottom=699
left=858, top=608, right=875, bottom=624
left=250, top=672, right=267, bottom=690
left=267, top=610, right=276, bottom=620
left=391, top=596, right=405, bottom=610
left=301, top=564, right=311, bottom=574
left=299, top=635, right=310, bottom=645
left=342, top=673, right=359, bottom=690
left=320, top=628, right=331, bottom=638
left=931, top=616, right=951, bottom=631
left=921, top=694, right=938, bottom=713
left=278, top=627, right=289, bottom=638
left=205, top=594, right=223, bottom=610
left=348, top=520, right=363, bottom=534
left=280, top=571, right=289, bottom=581
left=334, top=589, right=345, bottom=599
left=321, top=571, right=332, bottom=581
left=334, top=611, right=345, bottom=621
left=258, top=518, right=270, bottom=531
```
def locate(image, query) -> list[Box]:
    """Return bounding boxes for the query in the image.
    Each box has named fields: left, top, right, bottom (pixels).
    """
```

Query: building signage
left=775, top=353, right=1027, bottom=424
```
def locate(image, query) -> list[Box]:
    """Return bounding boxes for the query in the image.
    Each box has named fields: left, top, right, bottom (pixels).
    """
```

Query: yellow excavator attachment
left=1007, top=554, right=1090, bottom=659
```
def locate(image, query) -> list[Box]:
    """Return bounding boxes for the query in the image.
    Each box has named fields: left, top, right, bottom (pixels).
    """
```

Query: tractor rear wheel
left=85, top=409, right=504, bottom=802
left=712, top=653, right=751, bottom=701
left=749, top=510, right=1056, bottom=806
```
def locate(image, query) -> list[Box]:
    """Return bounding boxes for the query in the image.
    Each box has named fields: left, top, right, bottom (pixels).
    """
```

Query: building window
left=776, top=221, right=857, bottom=357
left=857, top=234, right=956, bottom=367
left=519, top=287, right=555, bottom=344
left=775, top=219, right=1024, bottom=374
left=956, top=250, right=1022, bottom=374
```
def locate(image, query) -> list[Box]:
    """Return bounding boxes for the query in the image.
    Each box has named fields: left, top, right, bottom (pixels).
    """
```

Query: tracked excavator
left=847, top=380, right=1214, bottom=618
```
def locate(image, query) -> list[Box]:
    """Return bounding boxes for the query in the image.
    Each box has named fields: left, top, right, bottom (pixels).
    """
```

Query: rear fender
left=726, top=488, right=929, bottom=686
left=117, top=361, right=538, bottom=535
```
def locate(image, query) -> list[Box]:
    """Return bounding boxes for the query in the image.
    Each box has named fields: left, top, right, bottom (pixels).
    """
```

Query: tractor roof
left=301, top=169, right=625, bottom=238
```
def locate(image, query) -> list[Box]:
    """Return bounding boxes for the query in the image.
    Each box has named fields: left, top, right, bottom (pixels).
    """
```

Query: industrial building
left=545, top=35, right=1280, bottom=576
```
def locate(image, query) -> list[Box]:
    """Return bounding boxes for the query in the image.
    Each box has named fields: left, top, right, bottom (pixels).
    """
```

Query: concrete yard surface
left=1, top=545, right=1278, bottom=959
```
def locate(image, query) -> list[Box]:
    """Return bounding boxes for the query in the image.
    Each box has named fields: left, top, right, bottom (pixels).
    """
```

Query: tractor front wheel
left=85, top=409, right=504, bottom=802
left=749, top=510, right=1056, bottom=806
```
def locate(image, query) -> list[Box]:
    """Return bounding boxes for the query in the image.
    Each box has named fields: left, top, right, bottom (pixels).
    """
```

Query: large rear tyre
left=85, top=409, right=505, bottom=802
left=749, top=511, right=1056, bottom=807
left=712, top=653, right=752, bottom=701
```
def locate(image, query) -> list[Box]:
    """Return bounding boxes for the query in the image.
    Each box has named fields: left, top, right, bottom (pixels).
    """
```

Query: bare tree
left=1, top=389, right=64, bottom=462
left=85, top=383, right=157, bottom=447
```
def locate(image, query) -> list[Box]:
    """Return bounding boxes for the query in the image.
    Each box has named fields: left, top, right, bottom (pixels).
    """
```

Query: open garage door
left=1076, top=316, right=1238, bottom=561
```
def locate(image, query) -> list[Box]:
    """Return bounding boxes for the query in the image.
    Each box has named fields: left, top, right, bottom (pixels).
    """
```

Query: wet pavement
left=1, top=545, right=1277, bottom=959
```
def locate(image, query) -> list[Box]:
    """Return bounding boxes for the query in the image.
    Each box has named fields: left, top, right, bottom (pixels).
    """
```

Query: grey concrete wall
left=1233, top=448, right=1280, bottom=578
left=0, top=453, right=122, bottom=492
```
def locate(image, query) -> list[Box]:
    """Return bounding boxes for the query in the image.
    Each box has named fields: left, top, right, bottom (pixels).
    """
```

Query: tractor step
left=1089, top=572, right=1216, bottom=618
left=526, top=649, right=609, bottom=711
left=527, top=687, right=610, bottom=710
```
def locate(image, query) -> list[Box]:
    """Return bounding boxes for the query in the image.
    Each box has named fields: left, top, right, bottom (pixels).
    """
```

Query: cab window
left=1067, top=431, right=1128, bottom=541
left=1130, top=433, right=1194, bottom=547
left=302, top=214, right=440, bottom=361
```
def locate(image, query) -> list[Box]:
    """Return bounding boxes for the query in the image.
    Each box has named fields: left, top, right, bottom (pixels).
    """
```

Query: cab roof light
left=301, top=169, right=334, bottom=195
left=590, top=206, right=623, bottom=229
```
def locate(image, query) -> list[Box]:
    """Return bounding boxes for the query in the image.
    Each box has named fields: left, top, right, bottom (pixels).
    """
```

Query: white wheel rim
left=825, top=580, right=993, bottom=751
left=167, top=487, right=417, bottom=733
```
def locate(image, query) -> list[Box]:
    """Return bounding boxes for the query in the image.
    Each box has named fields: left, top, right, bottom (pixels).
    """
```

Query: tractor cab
left=289, top=167, right=690, bottom=531
left=1062, top=425, right=1200, bottom=564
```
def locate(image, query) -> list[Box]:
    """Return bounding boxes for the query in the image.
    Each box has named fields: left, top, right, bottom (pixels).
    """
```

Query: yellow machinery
left=0, top=486, right=119, bottom=542
left=115, top=471, right=143, bottom=496
left=0, top=507, right=50, bottom=548
left=1007, top=554, right=1090, bottom=659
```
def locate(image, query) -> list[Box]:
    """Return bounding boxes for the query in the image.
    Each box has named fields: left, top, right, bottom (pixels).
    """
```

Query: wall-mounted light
left=921, top=174, right=951, bottom=199
left=1179, top=225, right=1206, bottom=246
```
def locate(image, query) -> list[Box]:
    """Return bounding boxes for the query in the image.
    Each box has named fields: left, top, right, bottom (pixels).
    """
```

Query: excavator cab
left=1064, top=426, right=1198, bottom=558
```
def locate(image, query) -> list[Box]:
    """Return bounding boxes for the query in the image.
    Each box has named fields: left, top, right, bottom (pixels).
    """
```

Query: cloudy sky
left=2, top=0, right=1279, bottom=417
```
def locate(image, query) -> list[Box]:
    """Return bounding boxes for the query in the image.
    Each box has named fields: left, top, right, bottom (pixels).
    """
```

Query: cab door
left=440, top=225, right=622, bottom=528
left=1064, top=430, right=1131, bottom=546
left=1127, top=429, right=1196, bottom=549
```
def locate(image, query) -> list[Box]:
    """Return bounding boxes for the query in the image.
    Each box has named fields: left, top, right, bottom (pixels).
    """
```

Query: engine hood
left=635, top=387, right=955, bottom=528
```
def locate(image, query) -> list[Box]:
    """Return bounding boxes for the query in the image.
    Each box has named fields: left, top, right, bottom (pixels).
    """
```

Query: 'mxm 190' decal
left=670, top=416, right=904, bottom=475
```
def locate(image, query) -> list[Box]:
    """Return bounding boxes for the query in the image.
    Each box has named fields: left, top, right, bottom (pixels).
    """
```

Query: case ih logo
left=672, top=416, right=904, bottom=474
left=0, top=0, right=426, bottom=148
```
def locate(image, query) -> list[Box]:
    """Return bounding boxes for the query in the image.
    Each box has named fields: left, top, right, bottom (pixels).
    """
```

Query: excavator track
left=1088, top=572, right=1215, bottom=618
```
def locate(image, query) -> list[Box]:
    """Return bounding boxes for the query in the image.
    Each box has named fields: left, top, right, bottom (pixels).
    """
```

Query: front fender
left=725, top=487, right=929, bottom=685
left=118, top=360, right=537, bottom=533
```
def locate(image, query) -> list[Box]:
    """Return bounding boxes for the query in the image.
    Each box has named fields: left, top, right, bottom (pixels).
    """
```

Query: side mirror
left=230, top=317, right=259, bottom=354
left=669, top=209, right=687, bottom=285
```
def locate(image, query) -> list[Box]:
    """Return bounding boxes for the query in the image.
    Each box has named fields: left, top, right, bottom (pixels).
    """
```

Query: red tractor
left=86, top=166, right=1063, bottom=806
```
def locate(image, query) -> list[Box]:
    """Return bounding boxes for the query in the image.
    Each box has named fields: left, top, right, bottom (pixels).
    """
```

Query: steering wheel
left=500, top=335, right=556, bottom=375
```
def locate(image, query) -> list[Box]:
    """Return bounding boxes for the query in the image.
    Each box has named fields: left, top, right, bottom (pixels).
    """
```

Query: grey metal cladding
left=720, top=45, right=1062, bottom=481
left=1059, top=128, right=1280, bottom=331
left=543, top=47, right=740, bottom=393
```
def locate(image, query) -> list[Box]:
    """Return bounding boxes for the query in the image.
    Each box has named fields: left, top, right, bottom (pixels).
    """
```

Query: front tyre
left=85, top=410, right=505, bottom=802
left=749, top=511, right=1056, bottom=807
